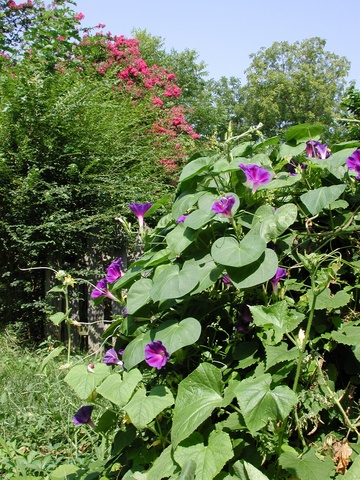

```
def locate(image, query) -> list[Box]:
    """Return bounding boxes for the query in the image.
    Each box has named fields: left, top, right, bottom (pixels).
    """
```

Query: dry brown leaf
left=333, top=439, right=352, bottom=475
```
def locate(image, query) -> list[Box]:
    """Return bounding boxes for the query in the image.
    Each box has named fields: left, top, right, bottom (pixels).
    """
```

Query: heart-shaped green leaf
left=123, top=317, right=201, bottom=370
left=211, top=234, right=266, bottom=268
left=227, top=248, right=278, bottom=289
left=151, top=263, right=199, bottom=302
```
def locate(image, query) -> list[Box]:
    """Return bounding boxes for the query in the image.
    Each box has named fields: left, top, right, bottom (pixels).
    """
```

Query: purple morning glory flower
left=212, top=194, right=236, bottom=217
left=105, top=257, right=123, bottom=284
left=176, top=214, right=188, bottom=223
left=221, top=273, right=232, bottom=285
left=305, top=140, right=330, bottom=159
left=235, top=304, right=253, bottom=334
left=129, top=202, right=152, bottom=228
left=145, top=340, right=169, bottom=369
left=270, top=267, right=287, bottom=294
left=103, top=347, right=124, bottom=367
left=91, top=278, right=117, bottom=301
left=346, top=149, right=360, bottom=180
left=238, top=164, right=272, bottom=193
left=285, top=159, right=307, bottom=175
left=73, top=406, right=95, bottom=428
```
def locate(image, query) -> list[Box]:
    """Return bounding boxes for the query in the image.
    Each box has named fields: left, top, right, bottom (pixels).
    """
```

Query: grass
left=0, top=327, right=101, bottom=479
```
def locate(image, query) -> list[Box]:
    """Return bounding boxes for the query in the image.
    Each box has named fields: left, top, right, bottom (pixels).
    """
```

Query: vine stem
left=316, top=360, right=360, bottom=438
left=276, top=273, right=322, bottom=478
left=292, top=278, right=318, bottom=393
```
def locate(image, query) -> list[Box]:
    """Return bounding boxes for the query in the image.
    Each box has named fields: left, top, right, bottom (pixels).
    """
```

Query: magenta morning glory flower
left=212, top=194, right=236, bottom=217
left=176, top=214, right=188, bottom=223
left=73, top=406, right=95, bottom=428
left=103, top=347, right=124, bottom=367
left=238, top=164, right=272, bottom=193
left=145, top=341, right=169, bottom=369
left=105, top=257, right=123, bottom=284
left=91, top=278, right=117, bottom=301
left=221, top=273, right=232, bottom=285
left=270, top=267, right=287, bottom=294
left=305, top=140, right=330, bottom=159
left=129, top=202, right=152, bottom=228
left=346, top=149, right=360, bottom=180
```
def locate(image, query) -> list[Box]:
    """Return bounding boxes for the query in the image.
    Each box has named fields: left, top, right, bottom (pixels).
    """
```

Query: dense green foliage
left=1, top=3, right=360, bottom=478
left=342, top=85, right=360, bottom=139
left=62, top=124, right=360, bottom=479
left=242, top=38, right=350, bottom=138
left=0, top=0, right=200, bottom=335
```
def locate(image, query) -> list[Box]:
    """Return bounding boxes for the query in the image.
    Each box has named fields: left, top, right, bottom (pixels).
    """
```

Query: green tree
left=243, top=37, right=350, bottom=137
left=341, top=85, right=360, bottom=139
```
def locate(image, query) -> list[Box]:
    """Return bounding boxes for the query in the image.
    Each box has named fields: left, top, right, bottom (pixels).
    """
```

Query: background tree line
left=0, top=0, right=359, bottom=340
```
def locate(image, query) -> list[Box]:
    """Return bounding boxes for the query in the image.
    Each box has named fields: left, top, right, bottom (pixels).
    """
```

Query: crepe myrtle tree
left=0, top=0, right=202, bottom=333
left=63, top=124, right=360, bottom=479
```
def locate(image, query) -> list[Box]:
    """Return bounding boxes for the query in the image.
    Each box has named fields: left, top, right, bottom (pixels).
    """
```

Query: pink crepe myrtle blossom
left=145, top=341, right=169, bottom=369
left=270, top=267, right=287, bottom=295
left=305, top=140, right=330, bottom=159
left=75, top=12, right=85, bottom=20
left=103, top=348, right=124, bottom=368
left=238, top=164, right=271, bottom=193
left=129, top=202, right=152, bottom=228
left=91, top=278, right=117, bottom=301
left=212, top=194, right=236, bottom=217
left=151, top=96, right=163, bottom=106
left=346, top=149, right=360, bottom=180
left=105, top=257, right=123, bottom=284
left=163, top=85, right=182, bottom=98
left=73, top=406, right=95, bottom=428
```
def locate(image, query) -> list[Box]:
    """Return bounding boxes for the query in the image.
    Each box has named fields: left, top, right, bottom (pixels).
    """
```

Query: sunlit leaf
left=165, top=223, right=197, bottom=255
left=64, top=363, right=110, bottom=400
left=171, top=363, right=225, bottom=447
left=179, top=156, right=214, bottom=182
left=96, top=369, right=142, bottom=407
left=279, top=447, right=334, bottom=480
left=227, top=249, right=278, bottom=289
left=235, top=374, right=297, bottom=434
left=250, top=301, right=305, bottom=344
left=300, top=184, right=346, bottom=216
left=211, top=235, right=266, bottom=268
left=146, top=445, right=179, bottom=480
left=233, top=460, right=271, bottom=479
left=285, top=123, right=323, bottom=142
left=150, top=263, right=199, bottom=301
left=123, top=318, right=201, bottom=371
left=174, top=430, right=233, bottom=480
left=50, top=464, right=80, bottom=479
left=126, top=278, right=153, bottom=314
left=307, top=287, right=351, bottom=310
left=251, top=203, right=298, bottom=242
left=124, top=385, right=174, bottom=429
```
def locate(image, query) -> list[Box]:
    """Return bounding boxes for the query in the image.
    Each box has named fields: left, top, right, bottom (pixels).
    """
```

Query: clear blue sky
left=73, top=0, right=360, bottom=86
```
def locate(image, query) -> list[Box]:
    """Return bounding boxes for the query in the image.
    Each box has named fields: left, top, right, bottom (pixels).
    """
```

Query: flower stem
left=64, top=286, right=71, bottom=364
